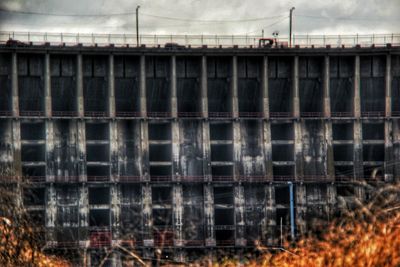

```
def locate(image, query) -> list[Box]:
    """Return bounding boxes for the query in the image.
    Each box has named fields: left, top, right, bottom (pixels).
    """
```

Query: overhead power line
left=296, top=14, right=400, bottom=21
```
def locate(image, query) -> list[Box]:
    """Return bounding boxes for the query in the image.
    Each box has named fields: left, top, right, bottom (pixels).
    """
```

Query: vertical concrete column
left=44, top=53, right=52, bottom=117
left=262, top=56, right=270, bottom=118
left=354, top=56, right=361, bottom=118
left=393, top=121, right=400, bottom=181
left=233, top=121, right=241, bottom=181
left=171, top=55, right=178, bottom=118
left=12, top=120, right=22, bottom=176
left=326, top=185, right=336, bottom=222
left=385, top=54, right=392, bottom=117
left=109, top=121, right=118, bottom=182
left=263, top=121, right=273, bottom=180
left=202, top=121, right=212, bottom=181
left=293, top=56, right=300, bottom=118
left=323, top=56, right=331, bottom=117
left=204, top=184, right=215, bottom=246
left=234, top=185, right=246, bottom=246
left=110, top=185, right=120, bottom=239
left=78, top=185, right=89, bottom=229
left=384, top=121, right=393, bottom=181
left=201, top=55, right=208, bottom=118
left=45, top=184, right=57, bottom=228
left=77, top=54, right=84, bottom=118
left=142, top=185, right=153, bottom=246
left=353, top=121, right=363, bottom=180
left=173, top=185, right=183, bottom=246
left=108, top=54, right=115, bottom=118
left=295, top=184, right=307, bottom=236
left=77, top=120, right=86, bottom=182
left=46, top=121, right=55, bottom=182
left=263, top=185, right=276, bottom=245
left=11, top=52, right=19, bottom=117
left=172, top=121, right=180, bottom=180
left=325, top=122, right=335, bottom=180
left=140, top=121, right=149, bottom=181
left=140, top=55, right=147, bottom=117
left=294, top=121, right=304, bottom=179
left=232, top=56, right=239, bottom=118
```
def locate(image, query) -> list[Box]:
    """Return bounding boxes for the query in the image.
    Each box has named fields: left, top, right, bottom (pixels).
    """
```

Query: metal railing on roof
left=0, top=31, right=399, bottom=48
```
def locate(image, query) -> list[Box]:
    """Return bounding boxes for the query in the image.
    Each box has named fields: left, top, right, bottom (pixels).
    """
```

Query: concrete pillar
left=140, top=121, right=149, bottom=181
left=140, top=55, right=147, bottom=117
left=108, top=54, right=115, bottom=118
left=109, top=121, right=118, bottom=182
left=353, top=120, right=363, bottom=180
left=393, top=120, right=400, bottom=181
left=354, top=56, right=361, bottom=118
left=323, top=56, right=331, bottom=117
left=325, top=122, right=335, bottom=180
left=384, top=121, right=393, bottom=181
left=204, top=184, right=215, bottom=246
left=110, top=184, right=120, bottom=239
left=233, top=121, right=241, bottom=181
left=232, top=56, right=239, bottom=118
left=142, top=185, right=153, bottom=246
left=78, top=185, right=89, bottom=228
left=385, top=54, right=392, bottom=117
left=201, top=56, right=208, bottom=118
left=77, top=54, right=84, bottom=118
left=172, top=121, right=180, bottom=180
left=171, top=55, right=178, bottom=118
left=11, top=52, right=19, bottom=117
left=295, top=184, right=307, bottom=236
left=77, top=120, right=86, bottom=182
left=234, top=185, right=246, bottom=246
left=263, top=121, right=273, bottom=180
left=202, top=121, right=212, bottom=181
left=262, top=56, right=269, bottom=118
left=263, top=185, right=275, bottom=245
left=44, top=53, right=52, bottom=117
left=173, top=185, right=183, bottom=246
left=294, top=121, right=304, bottom=179
left=12, top=120, right=22, bottom=176
left=45, top=184, right=57, bottom=228
left=293, top=56, right=300, bottom=118
left=326, top=185, right=336, bottom=222
left=46, top=120, right=55, bottom=182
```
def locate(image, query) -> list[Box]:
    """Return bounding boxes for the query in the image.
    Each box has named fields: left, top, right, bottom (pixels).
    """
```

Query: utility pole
left=289, top=7, right=295, bottom=47
left=136, top=5, right=140, bottom=47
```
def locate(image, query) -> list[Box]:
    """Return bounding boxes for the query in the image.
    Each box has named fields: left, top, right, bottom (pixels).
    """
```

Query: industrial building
left=0, top=40, right=399, bottom=265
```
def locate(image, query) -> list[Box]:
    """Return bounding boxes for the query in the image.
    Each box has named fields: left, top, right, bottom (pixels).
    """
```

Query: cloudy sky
left=0, top=0, right=399, bottom=36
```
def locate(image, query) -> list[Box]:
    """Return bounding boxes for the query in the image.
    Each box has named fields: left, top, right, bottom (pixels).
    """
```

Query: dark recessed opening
left=272, top=144, right=294, bottom=161
left=214, top=187, right=234, bottom=205
left=86, top=123, right=109, bottom=140
left=89, top=187, right=110, bottom=205
left=87, top=165, right=110, bottom=177
left=215, top=208, right=234, bottom=225
left=152, top=187, right=172, bottom=205
left=23, top=187, right=45, bottom=205
left=275, top=186, right=290, bottom=205
left=22, top=165, right=45, bottom=177
left=337, top=185, right=355, bottom=197
left=149, top=165, right=171, bottom=177
left=273, top=165, right=294, bottom=177
left=148, top=123, right=171, bottom=140
left=211, top=144, right=233, bottom=161
left=363, top=144, right=384, bottom=161
left=86, top=144, right=109, bottom=162
left=149, top=144, right=172, bottom=162
left=21, top=122, right=45, bottom=140
left=153, top=209, right=173, bottom=226
left=21, top=144, right=46, bottom=162
left=362, top=123, right=384, bottom=140
left=334, top=165, right=354, bottom=179
left=89, top=209, right=110, bottom=227
left=211, top=165, right=233, bottom=177
left=332, top=123, right=353, bottom=140
left=271, top=123, right=294, bottom=140
left=210, top=123, right=233, bottom=140
left=333, top=144, right=354, bottom=161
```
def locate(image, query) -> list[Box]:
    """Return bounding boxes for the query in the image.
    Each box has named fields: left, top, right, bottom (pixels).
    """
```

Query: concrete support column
left=202, top=121, right=212, bottom=181
left=77, top=120, right=86, bottom=182
left=262, top=56, right=270, bottom=118
left=171, top=55, right=178, bottom=118
left=263, top=121, right=273, bottom=180
left=204, top=184, right=215, bottom=246
left=294, top=121, right=304, bottom=179
left=325, top=122, right=335, bottom=180
left=234, top=185, right=246, bottom=246
left=384, top=121, right=393, bottom=181
left=326, top=185, right=336, bottom=222
left=44, top=53, right=52, bottom=117
left=108, top=54, right=115, bottom=118
left=110, top=184, right=120, bottom=239
left=11, top=52, right=19, bottom=117
left=140, top=121, right=149, bottom=181
left=172, top=121, right=180, bottom=180
left=232, top=56, right=239, bottom=118
left=295, top=184, right=307, bottom=236
left=393, top=120, right=400, bottom=181
left=173, top=185, right=183, bottom=246
left=233, top=121, right=241, bottom=181
left=293, top=56, right=300, bottom=118
left=385, top=54, right=392, bottom=117
left=109, top=121, right=118, bottom=182
left=140, top=55, right=147, bottom=117
left=353, top=120, right=363, bottom=180
left=263, top=185, right=275, bottom=245
left=77, top=54, right=84, bottom=118
left=12, top=120, right=22, bottom=176
left=46, top=120, right=55, bottom=182
left=142, top=185, right=153, bottom=246
left=45, top=184, right=56, bottom=229
left=354, top=56, right=361, bottom=118
left=78, top=185, right=89, bottom=229
left=201, top=56, right=208, bottom=118
left=323, top=56, right=331, bottom=117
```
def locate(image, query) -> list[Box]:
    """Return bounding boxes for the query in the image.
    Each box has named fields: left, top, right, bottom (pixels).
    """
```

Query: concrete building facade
left=0, top=43, right=399, bottom=265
